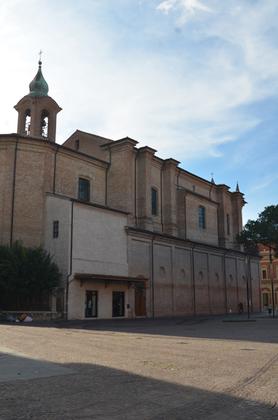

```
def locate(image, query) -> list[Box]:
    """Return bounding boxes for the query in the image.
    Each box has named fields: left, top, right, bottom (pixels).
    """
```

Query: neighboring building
left=0, top=61, right=261, bottom=319
left=259, top=244, right=278, bottom=312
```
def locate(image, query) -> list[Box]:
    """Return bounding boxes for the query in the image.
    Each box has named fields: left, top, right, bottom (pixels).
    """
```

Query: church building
left=0, top=61, right=261, bottom=319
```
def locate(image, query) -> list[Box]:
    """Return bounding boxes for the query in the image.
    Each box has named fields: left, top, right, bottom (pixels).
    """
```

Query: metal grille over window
left=78, top=178, right=90, bottom=202
left=198, top=206, right=206, bottom=229
left=53, top=220, right=59, bottom=238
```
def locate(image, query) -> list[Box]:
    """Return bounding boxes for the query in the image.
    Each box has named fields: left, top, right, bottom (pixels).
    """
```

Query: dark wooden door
left=135, top=286, right=146, bottom=316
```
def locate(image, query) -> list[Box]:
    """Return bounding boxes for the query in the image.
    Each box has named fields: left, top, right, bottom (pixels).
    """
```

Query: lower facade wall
left=128, top=233, right=261, bottom=318
left=66, top=232, right=261, bottom=320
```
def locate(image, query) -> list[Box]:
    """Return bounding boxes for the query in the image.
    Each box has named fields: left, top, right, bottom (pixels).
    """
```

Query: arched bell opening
left=24, top=109, right=31, bottom=135
left=40, top=109, right=49, bottom=138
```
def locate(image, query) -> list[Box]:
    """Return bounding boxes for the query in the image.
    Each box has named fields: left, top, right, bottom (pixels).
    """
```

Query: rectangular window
left=226, top=214, right=230, bottom=235
left=53, top=220, right=59, bottom=238
left=262, top=269, right=267, bottom=280
left=78, top=178, right=90, bottom=202
left=198, top=206, right=206, bottom=229
left=75, top=139, right=79, bottom=150
left=151, top=188, right=158, bottom=216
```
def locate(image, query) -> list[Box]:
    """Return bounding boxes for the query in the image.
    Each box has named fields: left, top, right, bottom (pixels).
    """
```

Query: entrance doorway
left=112, top=291, right=125, bottom=317
left=85, top=290, right=98, bottom=318
left=135, top=285, right=146, bottom=316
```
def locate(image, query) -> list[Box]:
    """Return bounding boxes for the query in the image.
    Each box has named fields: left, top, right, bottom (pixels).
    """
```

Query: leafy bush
left=0, top=242, right=61, bottom=298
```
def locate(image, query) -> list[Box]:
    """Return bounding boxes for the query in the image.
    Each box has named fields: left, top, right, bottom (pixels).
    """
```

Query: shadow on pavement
left=5, top=315, right=278, bottom=345
left=0, top=351, right=277, bottom=420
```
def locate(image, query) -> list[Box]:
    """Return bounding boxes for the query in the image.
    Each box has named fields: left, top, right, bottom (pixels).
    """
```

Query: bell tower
left=14, top=58, right=62, bottom=142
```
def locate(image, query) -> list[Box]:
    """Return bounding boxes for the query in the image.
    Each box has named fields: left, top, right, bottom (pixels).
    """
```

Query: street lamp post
left=269, top=247, right=275, bottom=318
left=245, top=256, right=250, bottom=319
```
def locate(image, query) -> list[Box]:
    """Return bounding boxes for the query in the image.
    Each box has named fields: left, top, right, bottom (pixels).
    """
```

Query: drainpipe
left=235, top=256, right=239, bottom=307
left=223, top=251, right=228, bottom=314
left=134, top=150, right=138, bottom=225
left=269, top=247, right=275, bottom=318
left=245, top=255, right=250, bottom=319
left=10, top=136, right=19, bottom=246
left=160, top=165, right=164, bottom=232
left=248, top=255, right=253, bottom=313
left=207, top=252, right=211, bottom=314
left=191, top=245, right=196, bottom=315
left=151, top=235, right=155, bottom=319
left=65, top=200, right=74, bottom=320
left=105, top=148, right=111, bottom=206
left=184, top=193, right=187, bottom=240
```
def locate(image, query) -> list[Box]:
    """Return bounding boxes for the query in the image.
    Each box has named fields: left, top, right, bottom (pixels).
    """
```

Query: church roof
left=29, top=60, right=49, bottom=97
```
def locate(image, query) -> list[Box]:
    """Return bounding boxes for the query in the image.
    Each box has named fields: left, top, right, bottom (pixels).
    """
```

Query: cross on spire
left=38, top=50, right=43, bottom=65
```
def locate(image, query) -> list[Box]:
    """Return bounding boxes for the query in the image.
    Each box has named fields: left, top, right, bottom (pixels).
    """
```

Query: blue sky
left=0, top=0, right=277, bottom=222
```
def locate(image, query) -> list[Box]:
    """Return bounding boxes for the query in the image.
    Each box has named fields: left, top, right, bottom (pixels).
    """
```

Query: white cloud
left=157, top=0, right=212, bottom=26
left=0, top=0, right=278, bottom=163
left=157, top=0, right=211, bottom=16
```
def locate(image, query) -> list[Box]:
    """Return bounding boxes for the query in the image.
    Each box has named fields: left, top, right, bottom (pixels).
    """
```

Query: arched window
left=41, top=110, right=49, bottom=137
left=24, top=109, right=31, bottom=135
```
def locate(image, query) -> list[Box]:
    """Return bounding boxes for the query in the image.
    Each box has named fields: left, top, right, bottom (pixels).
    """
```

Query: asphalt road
left=0, top=316, right=277, bottom=419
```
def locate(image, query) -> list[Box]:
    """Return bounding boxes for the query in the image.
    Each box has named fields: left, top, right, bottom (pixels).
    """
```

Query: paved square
left=0, top=316, right=277, bottom=419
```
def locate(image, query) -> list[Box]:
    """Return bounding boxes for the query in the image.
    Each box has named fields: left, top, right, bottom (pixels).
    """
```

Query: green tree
left=237, top=205, right=278, bottom=255
left=0, top=242, right=61, bottom=304
left=238, top=205, right=278, bottom=317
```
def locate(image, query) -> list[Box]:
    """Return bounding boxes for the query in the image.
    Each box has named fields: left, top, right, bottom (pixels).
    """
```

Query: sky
left=0, top=0, right=277, bottom=223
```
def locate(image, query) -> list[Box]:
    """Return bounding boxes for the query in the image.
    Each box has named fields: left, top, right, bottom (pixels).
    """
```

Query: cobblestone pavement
left=0, top=316, right=277, bottom=419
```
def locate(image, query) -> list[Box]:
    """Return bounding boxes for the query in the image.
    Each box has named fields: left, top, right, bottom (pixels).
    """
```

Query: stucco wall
left=71, top=203, right=128, bottom=276
left=45, top=195, right=129, bottom=278
left=44, top=195, right=72, bottom=280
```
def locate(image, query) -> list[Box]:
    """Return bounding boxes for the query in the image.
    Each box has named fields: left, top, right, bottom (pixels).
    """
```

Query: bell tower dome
left=14, top=59, right=62, bottom=142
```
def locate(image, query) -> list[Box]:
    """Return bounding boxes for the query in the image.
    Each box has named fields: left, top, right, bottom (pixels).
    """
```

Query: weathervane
left=38, top=50, right=43, bottom=62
